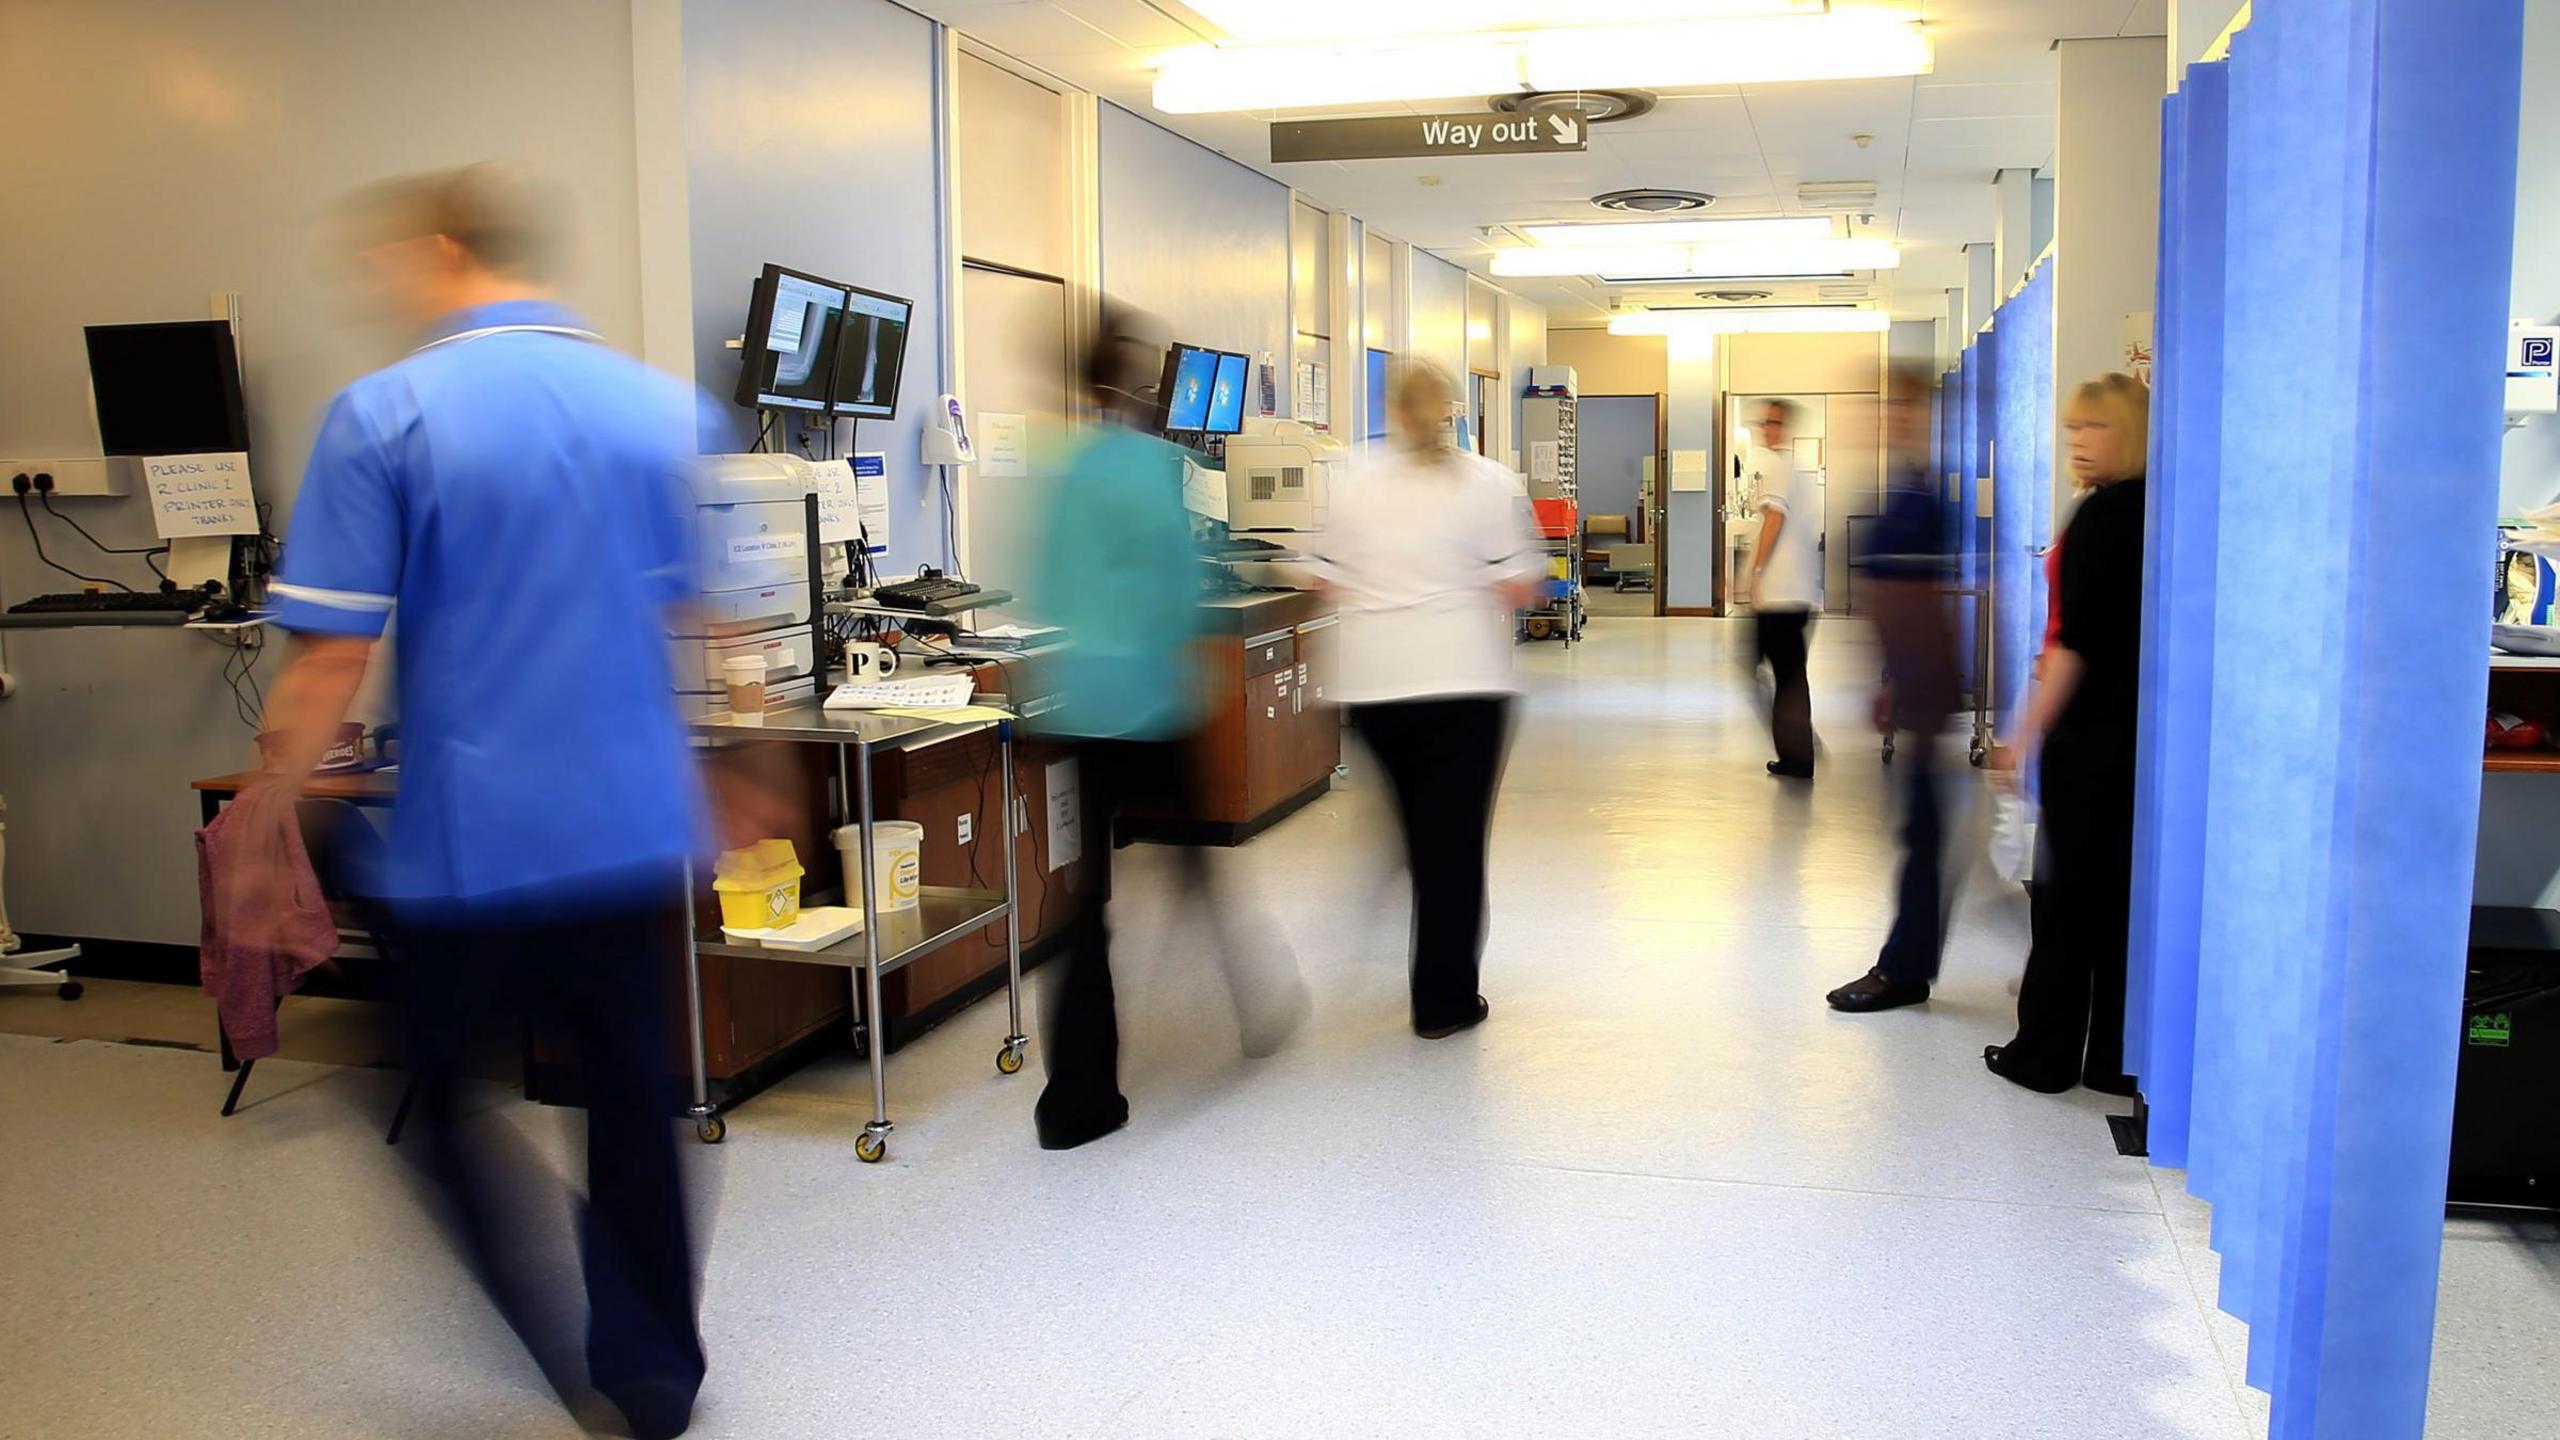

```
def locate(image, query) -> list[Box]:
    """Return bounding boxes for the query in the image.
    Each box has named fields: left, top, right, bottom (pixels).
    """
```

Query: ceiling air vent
left=1592, top=188, right=1716, bottom=215
left=1493, top=89, right=1656, bottom=125
left=1816, top=283, right=1872, bottom=299
left=1797, top=181, right=1881, bottom=211
left=1701, top=289, right=1776, bottom=303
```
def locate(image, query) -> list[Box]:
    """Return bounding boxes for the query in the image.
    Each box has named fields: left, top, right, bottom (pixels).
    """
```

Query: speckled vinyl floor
left=4, top=618, right=2551, bottom=1438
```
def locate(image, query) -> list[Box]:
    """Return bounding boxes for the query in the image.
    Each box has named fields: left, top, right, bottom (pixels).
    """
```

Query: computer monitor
left=735, top=264, right=849, bottom=412
left=1159, top=345, right=1220, bottom=432
left=829, top=286, right=913, bottom=419
left=83, top=321, right=250, bottom=456
left=1206, top=351, right=1251, bottom=435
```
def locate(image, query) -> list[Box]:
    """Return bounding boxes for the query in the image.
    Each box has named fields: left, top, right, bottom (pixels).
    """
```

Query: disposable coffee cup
left=723, top=654, right=769, bottom=722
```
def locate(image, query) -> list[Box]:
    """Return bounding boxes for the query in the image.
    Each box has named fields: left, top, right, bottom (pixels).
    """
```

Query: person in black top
left=1830, top=364, right=1962, bottom=1012
left=1985, top=373, right=2151, bottom=1094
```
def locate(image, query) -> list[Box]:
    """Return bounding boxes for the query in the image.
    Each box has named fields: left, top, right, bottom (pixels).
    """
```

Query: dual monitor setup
left=1156, top=342, right=1250, bottom=438
left=735, top=262, right=913, bottom=420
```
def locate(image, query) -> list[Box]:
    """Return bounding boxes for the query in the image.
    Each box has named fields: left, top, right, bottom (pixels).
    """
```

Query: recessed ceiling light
left=1522, top=217, right=1833, bottom=247
left=1490, top=238, right=1900, bottom=280
left=1151, top=11, right=1932, bottom=114
left=1590, top=188, right=1718, bottom=215
left=1179, top=1, right=1820, bottom=45
left=1491, top=90, right=1655, bottom=124
left=1610, top=307, right=1890, bottom=337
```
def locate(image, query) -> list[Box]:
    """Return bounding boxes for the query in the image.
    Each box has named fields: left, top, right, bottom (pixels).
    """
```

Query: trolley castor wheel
left=57, top=980, right=83, bottom=1001
left=855, top=1130, right=888, bottom=1164
left=1969, top=742, right=1989, bottom=767
left=1525, top=615, right=1556, bottom=641
left=996, top=1041, right=1026, bottom=1075
left=694, top=1113, right=726, bottom=1144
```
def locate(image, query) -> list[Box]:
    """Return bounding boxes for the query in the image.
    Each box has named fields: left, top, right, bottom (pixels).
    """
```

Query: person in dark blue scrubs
left=255, top=165, right=710, bottom=1439
left=1830, top=364, right=1961, bottom=1012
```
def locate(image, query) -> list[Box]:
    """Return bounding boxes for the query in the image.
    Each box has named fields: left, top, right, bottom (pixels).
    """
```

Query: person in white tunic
left=1309, top=361, right=1543, bottom=1038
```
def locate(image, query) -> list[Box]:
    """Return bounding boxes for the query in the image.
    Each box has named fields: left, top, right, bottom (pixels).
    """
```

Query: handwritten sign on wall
left=141, top=452, right=257, bottom=538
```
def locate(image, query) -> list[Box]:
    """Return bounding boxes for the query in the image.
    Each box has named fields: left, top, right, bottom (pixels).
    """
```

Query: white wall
left=0, top=0, right=646, bottom=945
left=1409, top=253, right=1468, bottom=385
left=2053, top=36, right=2165, bottom=517
left=2170, top=0, right=2251, bottom=84
left=1099, top=104, right=1292, bottom=417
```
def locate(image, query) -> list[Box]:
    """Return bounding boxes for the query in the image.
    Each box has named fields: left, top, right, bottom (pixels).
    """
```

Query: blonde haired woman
left=1986, top=373, right=2150, bottom=1095
left=1311, top=361, right=1543, bottom=1038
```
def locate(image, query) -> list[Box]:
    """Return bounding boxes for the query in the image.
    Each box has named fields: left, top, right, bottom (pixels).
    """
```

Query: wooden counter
left=1127, top=593, right=1342, bottom=845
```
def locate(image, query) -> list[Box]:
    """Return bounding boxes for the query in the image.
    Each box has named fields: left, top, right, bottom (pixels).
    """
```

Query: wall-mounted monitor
left=735, top=263, right=849, bottom=412
left=1205, top=351, right=1251, bottom=435
left=84, top=320, right=250, bottom=456
left=830, top=285, right=913, bottom=419
left=1159, top=344, right=1220, bottom=432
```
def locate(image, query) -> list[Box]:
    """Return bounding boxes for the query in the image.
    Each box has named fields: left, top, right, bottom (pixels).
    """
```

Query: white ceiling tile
left=1913, top=80, right=2056, bottom=120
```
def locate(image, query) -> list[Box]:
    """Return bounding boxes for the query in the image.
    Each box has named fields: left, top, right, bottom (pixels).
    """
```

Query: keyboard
left=872, top=575, right=983, bottom=611
left=7, top=590, right=200, bottom=623
left=823, top=674, right=982, bottom=711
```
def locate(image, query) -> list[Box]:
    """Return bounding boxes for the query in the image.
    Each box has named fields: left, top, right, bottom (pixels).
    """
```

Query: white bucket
left=835, top=820, right=923, bottom=914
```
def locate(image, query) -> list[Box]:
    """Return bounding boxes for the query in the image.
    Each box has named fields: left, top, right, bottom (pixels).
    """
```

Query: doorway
left=1578, top=393, right=1665, bottom=617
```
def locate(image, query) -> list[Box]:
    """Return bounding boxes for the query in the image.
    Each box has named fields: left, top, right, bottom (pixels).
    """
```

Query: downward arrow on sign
left=1548, top=114, right=1581, bottom=145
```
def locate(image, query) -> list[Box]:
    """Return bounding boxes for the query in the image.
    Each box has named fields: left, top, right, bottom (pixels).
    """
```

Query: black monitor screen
left=1162, top=346, right=1219, bottom=431
left=84, top=321, right=250, bottom=456
left=737, top=265, right=848, bottom=411
left=1206, top=351, right=1251, bottom=435
left=830, top=286, right=913, bottom=419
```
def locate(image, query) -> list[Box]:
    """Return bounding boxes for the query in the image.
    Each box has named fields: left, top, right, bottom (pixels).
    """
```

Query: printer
left=1222, top=418, right=1340, bottom=536
left=671, top=453, right=820, bottom=715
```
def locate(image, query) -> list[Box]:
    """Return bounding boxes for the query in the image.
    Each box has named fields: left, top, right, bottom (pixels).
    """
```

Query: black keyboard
left=9, top=589, right=200, bottom=616
left=872, top=576, right=983, bottom=611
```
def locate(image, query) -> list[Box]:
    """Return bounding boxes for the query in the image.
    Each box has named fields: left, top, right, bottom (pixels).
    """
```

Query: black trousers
left=1755, top=609, right=1816, bottom=773
left=1036, top=738, right=1208, bottom=1135
left=394, top=898, right=704, bottom=1420
left=1351, top=696, right=1514, bottom=1031
left=2003, top=726, right=2138, bottom=1088
left=1876, top=732, right=1948, bottom=986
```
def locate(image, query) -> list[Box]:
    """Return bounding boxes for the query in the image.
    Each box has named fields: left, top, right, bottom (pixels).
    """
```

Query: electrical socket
left=1, top=458, right=125, bottom=497
left=956, top=813, right=973, bottom=846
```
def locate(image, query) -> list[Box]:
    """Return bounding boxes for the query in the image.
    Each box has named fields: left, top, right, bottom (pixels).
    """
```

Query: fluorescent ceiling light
left=1490, top=239, right=1900, bottom=280
left=1152, top=10, right=1930, bottom=114
left=1181, top=1, right=1818, bottom=44
left=1610, top=308, right=1891, bottom=337
left=1518, top=218, right=1836, bottom=247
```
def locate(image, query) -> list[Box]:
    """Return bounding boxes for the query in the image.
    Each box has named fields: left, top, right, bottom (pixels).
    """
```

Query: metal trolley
left=681, top=703, right=1029, bottom=1163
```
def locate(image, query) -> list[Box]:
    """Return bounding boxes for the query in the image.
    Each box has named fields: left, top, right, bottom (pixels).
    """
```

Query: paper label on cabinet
left=728, top=533, right=806, bottom=564
left=1045, top=758, right=1082, bottom=872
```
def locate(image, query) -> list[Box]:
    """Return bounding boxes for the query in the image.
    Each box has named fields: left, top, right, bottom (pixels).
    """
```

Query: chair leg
left=220, top=1057, right=256, bottom=1117
left=385, top=1071, right=418, bottom=1146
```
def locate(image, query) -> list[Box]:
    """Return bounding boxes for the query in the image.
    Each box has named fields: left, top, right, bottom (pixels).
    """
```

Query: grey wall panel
left=1098, top=104, right=1291, bottom=416
left=681, top=0, right=945, bottom=571
left=1409, top=253, right=1467, bottom=383
left=0, top=0, right=644, bottom=944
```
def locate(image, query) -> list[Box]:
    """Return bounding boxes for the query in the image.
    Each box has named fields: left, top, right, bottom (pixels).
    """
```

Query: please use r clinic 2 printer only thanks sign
left=140, top=452, right=258, bottom=537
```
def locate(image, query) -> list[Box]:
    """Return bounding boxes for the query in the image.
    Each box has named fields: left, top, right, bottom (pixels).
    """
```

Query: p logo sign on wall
left=2508, top=323, right=2560, bottom=415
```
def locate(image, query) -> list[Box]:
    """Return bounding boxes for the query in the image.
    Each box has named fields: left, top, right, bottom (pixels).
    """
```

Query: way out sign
left=1272, top=111, right=1587, bottom=164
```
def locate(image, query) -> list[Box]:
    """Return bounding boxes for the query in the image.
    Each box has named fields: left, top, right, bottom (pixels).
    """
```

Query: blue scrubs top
left=272, top=301, right=709, bottom=913
left=1025, top=424, right=1205, bottom=742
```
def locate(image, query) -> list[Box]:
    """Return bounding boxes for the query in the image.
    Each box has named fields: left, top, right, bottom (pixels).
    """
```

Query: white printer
left=672, top=453, right=820, bottom=715
left=1222, top=418, right=1341, bottom=536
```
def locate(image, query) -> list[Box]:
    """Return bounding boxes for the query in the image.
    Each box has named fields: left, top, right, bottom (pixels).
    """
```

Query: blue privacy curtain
left=2127, top=2, right=2521, bottom=1436
left=1991, top=262, right=2054, bottom=731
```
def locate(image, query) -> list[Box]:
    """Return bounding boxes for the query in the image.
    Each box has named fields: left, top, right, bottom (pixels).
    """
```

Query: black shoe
left=1983, top=1044, right=2076, bottom=1094
left=599, top=1376, right=699, bottom=1440
left=1415, top=996, right=1490, bottom=1039
left=1034, top=1092, right=1130, bottom=1151
left=1826, top=969, right=1929, bottom=1013
left=1767, top=760, right=1815, bottom=780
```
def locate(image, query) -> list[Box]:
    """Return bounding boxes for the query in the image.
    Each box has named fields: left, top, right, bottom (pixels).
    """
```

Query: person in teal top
left=1027, top=415, right=1204, bottom=742
left=1025, top=307, right=1306, bottom=1150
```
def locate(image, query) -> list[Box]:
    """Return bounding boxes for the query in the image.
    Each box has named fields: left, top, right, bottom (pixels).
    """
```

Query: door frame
left=1578, top=391, right=1671, bottom=617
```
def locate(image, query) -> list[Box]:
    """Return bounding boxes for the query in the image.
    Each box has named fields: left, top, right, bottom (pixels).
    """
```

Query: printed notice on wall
left=1045, top=758, right=1082, bottom=872
left=1527, top=440, right=1560, bottom=486
left=141, top=452, right=258, bottom=538
left=977, top=412, right=1028, bottom=479
left=851, top=453, right=890, bottom=555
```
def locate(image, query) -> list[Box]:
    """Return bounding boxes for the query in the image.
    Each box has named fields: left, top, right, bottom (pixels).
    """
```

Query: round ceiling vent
left=1591, top=187, right=1716, bottom=215
left=1701, top=289, right=1775, bottom=303
left=1492, top=89, right=1657, bottom=125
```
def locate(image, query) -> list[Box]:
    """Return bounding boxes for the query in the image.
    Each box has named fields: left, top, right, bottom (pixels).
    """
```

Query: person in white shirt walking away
left=1744, top=399, right=1821, bottom=779
left=1309, top=360, right=1544, bottom=1039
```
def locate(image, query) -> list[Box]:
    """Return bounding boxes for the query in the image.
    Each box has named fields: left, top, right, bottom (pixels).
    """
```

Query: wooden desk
left=193, top=769, right=396, bottom=825
left=1128, top=593, right=1341, bottom=845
